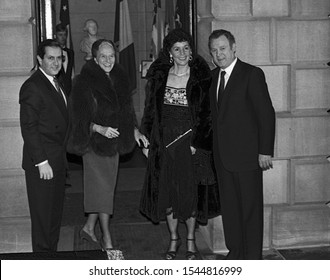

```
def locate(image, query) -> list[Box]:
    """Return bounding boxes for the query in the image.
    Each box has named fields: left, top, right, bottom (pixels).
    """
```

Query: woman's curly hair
left=162, top=28, right=195, bottom=64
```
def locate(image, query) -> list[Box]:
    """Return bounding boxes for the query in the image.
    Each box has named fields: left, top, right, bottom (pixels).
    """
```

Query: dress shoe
left=185, top=238, right=201, bottom=260
left=100, top=237, right=124, bottom=260
left=79, top=228, right=99, bottom=245
left=165, top=238, right=182, bottom=260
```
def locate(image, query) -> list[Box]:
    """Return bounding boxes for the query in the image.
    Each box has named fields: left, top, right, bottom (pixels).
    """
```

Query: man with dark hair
left=55, top=23, right=74, bottom=95
left=19, top=39, right=69, bottom=252
left=208, top=29, right=276, bottom=259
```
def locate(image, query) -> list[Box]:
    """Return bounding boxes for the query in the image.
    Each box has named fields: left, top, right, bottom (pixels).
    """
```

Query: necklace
left=170, top=68, right=190, bottom=77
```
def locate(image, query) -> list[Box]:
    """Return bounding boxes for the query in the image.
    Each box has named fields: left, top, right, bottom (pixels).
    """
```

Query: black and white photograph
left=0, top=0, right=329, bottom=279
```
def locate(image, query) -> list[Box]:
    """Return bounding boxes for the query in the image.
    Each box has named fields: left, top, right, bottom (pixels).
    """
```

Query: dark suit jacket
left=210, top=59, right=275, bottom=172
left=19, top=69, right=69, bottom=172
left=58, top=47, right=74, bottom=95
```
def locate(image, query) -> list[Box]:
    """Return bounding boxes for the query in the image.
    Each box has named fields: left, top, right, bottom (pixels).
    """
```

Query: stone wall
left=0, top=0, right=34, bottom=252
left=197, top=0, right=330, bottom=252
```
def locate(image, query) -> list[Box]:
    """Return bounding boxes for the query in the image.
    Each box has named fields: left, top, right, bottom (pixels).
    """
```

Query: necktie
left=217, top=70, right=226, bottom=109
left=53, top=77, right=66, bottom=105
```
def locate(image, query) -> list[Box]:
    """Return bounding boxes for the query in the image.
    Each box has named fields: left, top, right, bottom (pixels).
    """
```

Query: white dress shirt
left=216, top=57, right=237, bottom=101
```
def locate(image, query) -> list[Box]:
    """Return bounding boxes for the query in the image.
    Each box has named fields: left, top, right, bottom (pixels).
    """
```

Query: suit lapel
left=218, top=59, right=242, bottom=118
left=37, top=70, right=68, bottom=122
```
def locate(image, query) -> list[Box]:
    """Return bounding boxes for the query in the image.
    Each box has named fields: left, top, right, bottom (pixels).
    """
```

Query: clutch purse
left=166, top=129, right=192, bottom=157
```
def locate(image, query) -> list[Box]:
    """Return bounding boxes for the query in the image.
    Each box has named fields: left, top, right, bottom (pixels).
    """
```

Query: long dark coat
left=68, top=60, right=136, bottom=157
left=139, top=52, right=212, bottom=222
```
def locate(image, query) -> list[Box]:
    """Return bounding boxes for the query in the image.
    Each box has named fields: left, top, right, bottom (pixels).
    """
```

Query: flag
left=114, top=0, right=136, bottom=92
left=175, top=0, right=190, bottom=33
left=165, top=0, right=176, bottom=36
left=150, top=0, right=164, bottom=60
left=59, top=0, right=73, bottom=49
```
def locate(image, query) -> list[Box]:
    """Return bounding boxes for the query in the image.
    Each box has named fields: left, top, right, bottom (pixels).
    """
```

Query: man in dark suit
left=19, top=39, right=69, bottom=252
left=208, top=29, right=276, bottom=259
left=55, top=23, right=74, bottom=95
left=55, top=23, right=80, bottom=167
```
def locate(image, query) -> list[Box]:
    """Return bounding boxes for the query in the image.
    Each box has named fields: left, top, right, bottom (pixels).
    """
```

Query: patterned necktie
left=217, top=70, right=226, bottom=109
left=53, top=77, right=66, bottom=105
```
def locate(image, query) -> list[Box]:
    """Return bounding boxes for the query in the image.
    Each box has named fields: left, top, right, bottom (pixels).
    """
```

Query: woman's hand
left=93, top=124, right=120, bottom=138
left=134, top=128, right=149, bottom=148
left=190, top=146, right=196, bottom=155
left=142, top=148, right=149, bottom=158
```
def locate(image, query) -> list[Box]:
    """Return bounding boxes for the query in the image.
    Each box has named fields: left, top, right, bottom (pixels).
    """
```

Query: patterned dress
left=157, top=86, right=197, bottom=221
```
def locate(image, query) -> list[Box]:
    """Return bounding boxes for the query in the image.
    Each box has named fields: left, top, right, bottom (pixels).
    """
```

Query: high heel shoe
left=100, top=237, right=125, bottom=260
left=185, top=238, right=201, bottom=260
left=165, top=238, right=182, bottom=260
left=79, top=228, right=99, bottom=245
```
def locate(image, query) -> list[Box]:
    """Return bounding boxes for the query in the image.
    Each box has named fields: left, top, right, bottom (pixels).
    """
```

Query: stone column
left=0, top=0, right=35, bottom=253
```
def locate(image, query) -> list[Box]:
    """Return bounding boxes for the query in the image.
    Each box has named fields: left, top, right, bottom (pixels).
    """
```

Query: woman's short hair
left=91, top=39, right=116, bottom=58
left=162, top=28, right=195, bottom=60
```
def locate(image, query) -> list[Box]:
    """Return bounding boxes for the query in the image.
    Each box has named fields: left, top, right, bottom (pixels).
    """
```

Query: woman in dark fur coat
left=69, top=39, right=148, bottom=258
left=140, top=29, right=220, bottom=260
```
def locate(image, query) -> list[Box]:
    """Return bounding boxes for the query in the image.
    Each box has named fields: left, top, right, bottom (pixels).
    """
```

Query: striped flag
left=150, top=0, right=164, bottom=60
left=165, top=0, right=176, bottom=36
left=59, top=0, right=73, bottom=49
left=114, top=0, right=136, bottom=92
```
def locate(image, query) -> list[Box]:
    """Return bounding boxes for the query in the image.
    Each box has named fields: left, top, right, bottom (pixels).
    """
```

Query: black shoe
left=185, top=238, right=201, bottom=260
left=165, top=238, right=182, bottom=260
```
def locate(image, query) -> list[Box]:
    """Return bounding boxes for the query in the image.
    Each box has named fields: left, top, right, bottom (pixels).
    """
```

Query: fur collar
left=80, top=59, right=130, bottom=95
left=146, top=50, right=211, bottom=84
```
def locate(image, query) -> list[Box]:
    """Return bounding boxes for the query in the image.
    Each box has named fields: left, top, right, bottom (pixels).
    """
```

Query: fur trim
left=139, top=53, right=213, bottom=222
left=68, top=60, right=136, bottom=156
left=142, top=52, right=212, bottom=150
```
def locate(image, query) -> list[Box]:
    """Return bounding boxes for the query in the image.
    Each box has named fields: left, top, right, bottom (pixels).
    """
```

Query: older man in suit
left=208, top=29, right=275, bottom=259
left=19, top=39, right=69, bottom=252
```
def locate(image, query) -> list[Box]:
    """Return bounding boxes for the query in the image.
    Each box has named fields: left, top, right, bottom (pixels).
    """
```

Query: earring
left=189, top=55, right=193, bottom=61
left=169, top=55, right=173, bottom=64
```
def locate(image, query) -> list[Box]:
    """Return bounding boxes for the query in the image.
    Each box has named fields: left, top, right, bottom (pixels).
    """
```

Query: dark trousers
left=215, top=156, right=263, bottom=260
left=25, top=169, right=66, bottom=252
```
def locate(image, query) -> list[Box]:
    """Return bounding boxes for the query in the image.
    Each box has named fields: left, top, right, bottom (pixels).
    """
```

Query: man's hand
left=259, top=154, right=273, bottom=170
left=38, top=162, right=53, bottom=180
left=190, top=146, right=196, bottom=155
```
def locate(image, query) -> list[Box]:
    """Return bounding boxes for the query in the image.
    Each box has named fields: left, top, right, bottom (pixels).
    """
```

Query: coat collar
left=146, top=51, right=211, bottom=121
left=79, top=59, right=130, bottom=104
left=147, top=51, right=211, bottom=85
left=35, top=69, right=68, bottom=122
